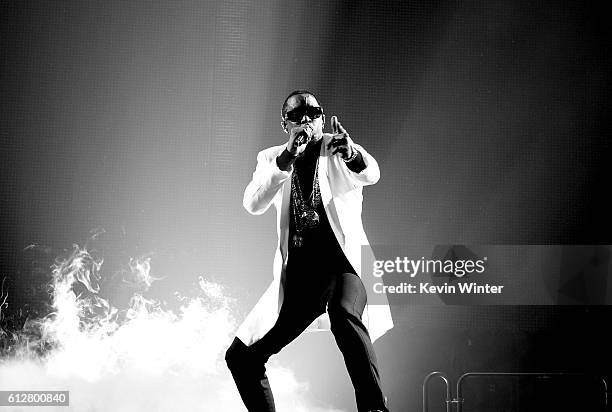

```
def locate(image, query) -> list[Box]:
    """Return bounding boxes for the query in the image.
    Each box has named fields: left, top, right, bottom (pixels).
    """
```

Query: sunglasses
left=284, top=106, right=324, bottom=123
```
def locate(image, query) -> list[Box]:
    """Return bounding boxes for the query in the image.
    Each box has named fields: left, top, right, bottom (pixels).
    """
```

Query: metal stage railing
left=422, top=371, right=609, bottom=412
left=423, top=372, right=453, bottom=412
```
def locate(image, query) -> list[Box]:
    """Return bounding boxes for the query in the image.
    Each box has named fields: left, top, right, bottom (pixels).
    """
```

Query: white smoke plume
left=0, top=244, right=345, bottom=412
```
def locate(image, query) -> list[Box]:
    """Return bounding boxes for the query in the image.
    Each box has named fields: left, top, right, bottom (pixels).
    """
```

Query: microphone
left=296, top=127, right=312, bottom=146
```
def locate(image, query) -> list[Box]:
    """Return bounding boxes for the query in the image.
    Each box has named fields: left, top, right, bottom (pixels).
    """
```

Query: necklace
left=291, top=156, right=321, bottom=248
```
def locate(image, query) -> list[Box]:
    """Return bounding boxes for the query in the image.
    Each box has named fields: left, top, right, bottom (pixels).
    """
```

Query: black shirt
left=285, top=139, right=355, bottom=297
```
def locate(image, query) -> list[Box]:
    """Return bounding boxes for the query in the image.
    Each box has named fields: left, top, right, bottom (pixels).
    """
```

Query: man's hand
left=277, top=124, right=312, bottom=171
left=327, top=116, right=354, bottom=160
left=286, top=124, right=313, bottom=156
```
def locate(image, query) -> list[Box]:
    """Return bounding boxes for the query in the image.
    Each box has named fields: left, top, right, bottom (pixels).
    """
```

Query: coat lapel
left=318, top=134, right=346, bottom=248
left=318, top=134, right=332, bottom=206
left=279, top=152, right=292, bottom=263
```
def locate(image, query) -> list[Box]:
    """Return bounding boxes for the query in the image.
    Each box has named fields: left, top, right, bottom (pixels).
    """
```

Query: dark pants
left=225, top=272, right=388, bottom=412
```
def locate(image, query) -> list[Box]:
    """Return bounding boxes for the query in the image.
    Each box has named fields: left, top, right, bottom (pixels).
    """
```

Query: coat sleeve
left=345, top=143, right=380, bottom=187
left=243, top=147, right=291, bottom=215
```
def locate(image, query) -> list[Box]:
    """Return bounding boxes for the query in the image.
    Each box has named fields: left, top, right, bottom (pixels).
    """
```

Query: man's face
left=282, top=93, right=325, bottom=140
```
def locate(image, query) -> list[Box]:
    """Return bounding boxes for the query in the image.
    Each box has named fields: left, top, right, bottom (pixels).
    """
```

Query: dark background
left=1, top=1, right=611, bottom=410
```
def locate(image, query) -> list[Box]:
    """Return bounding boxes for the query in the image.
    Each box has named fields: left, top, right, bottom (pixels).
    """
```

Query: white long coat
left=236, top=133, right=393, bottom=346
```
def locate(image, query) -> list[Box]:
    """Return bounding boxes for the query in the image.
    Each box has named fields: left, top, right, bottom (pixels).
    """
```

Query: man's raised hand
left=327, top=116, right=354, bottom=160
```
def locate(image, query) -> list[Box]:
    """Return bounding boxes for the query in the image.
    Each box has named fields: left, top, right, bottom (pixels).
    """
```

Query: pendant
left=300, top=209, right=319, bottom=229
left=292, top=234, right=304, bottom=248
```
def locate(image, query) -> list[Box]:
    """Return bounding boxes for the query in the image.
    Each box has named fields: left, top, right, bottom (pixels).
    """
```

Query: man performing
left=225, top=90, right=393, bottom=412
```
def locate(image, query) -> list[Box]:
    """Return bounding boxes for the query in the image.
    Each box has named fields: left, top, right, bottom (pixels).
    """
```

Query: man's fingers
left=331, top=116, right=347, bottom=135
left=326, top=136, right=348, bottom=150
left=331, top=116, right=339, bottom=134
left=330, top=137, right=348, bottom=147
left=331, top=147, right=346, bottom=156
left=327, top=116, right=352, bottom=153
left=335, top=119, right=347, bottom=135
left=332, top=146, right=352, bottom=158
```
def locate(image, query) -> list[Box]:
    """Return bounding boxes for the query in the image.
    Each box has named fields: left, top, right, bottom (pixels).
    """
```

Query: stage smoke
left=0, top=244, right=344, bottom=412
